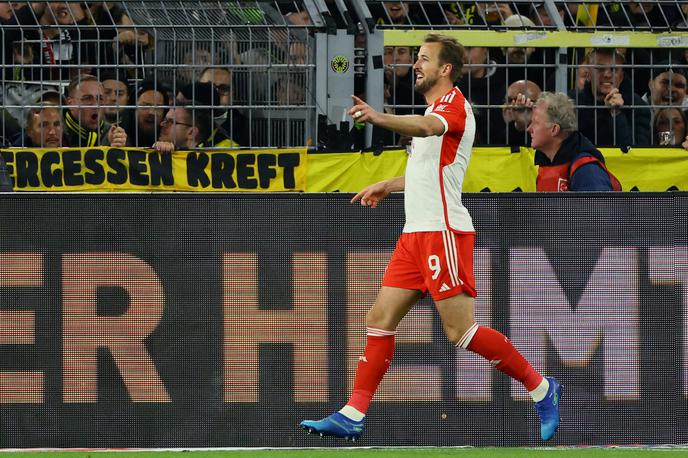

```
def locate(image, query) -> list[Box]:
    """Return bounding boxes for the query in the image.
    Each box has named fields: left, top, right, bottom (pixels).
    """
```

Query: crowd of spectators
left=377, top=2, right=688, bottom=149
left=1, top=1, right=688, bottom=151
left=0, top=1, right=313, bottom=150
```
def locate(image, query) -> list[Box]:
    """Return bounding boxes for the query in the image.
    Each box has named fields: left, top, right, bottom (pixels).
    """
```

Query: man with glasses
left=152, top=104, right=212, bottom=154
left=64, top=74, right=128, bottom=147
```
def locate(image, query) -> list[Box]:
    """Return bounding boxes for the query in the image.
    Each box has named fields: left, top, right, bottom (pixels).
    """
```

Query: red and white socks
left=340, top=323, right=548, bottom=422
left=459, top=323, right=548, bottom=402
left=339, top=327, right=396, bottom=421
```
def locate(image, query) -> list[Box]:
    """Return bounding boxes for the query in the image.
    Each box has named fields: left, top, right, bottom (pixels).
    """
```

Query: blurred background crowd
left=0, top=1, right=687, bottom=151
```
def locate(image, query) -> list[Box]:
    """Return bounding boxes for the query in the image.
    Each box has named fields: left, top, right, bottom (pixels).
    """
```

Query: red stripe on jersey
left=436, top=87, right=468, bottom=233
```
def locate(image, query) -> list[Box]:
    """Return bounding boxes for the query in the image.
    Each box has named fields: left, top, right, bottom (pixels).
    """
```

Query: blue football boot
left=535, top=376, right=562, bottom=441
left=300, top=412, right=365, bottom=441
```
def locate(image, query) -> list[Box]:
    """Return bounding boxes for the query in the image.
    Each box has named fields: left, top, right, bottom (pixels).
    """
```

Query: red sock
left=346, top=328, right=395, bottom=414
left=463, top=325, right=542, bottom=391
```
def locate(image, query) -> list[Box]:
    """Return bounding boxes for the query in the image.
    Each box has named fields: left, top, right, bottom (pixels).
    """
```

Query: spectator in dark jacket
left=64, top=74, right=127, bottom=147
left=457, top=46, right=505, bottom=145
left=528, top=91, right=619, bottom=192
left=568, top=48, right=651, bottom=148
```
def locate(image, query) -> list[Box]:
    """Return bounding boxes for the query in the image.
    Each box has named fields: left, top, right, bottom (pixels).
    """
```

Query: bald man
left=502, top=79, right=541, bottom=146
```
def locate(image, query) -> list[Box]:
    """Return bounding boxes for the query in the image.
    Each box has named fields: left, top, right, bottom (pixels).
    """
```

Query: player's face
left=27, top=107, right=63, bottom=148
left=527, top=103, right=555, bottom=150
left=413, top=42, right=446, bottom=94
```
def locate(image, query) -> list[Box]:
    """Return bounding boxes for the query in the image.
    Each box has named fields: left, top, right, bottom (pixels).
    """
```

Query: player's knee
left=443, top=321, right=475, bottom=346
left=365, top=307, right=395, bottom=331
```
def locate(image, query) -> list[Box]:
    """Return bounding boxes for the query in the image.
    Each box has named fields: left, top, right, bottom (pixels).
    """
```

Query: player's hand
left=152, top=141, right=175, bottom=154
left=351, top=180, right=392, bottom=208
left=604, top=88, right=624, bottom=115
left=682, top=134, right=688, bottom=150
left=349, top=95, right=379, bottom=125
left=108, top=125, right=127, bottom=147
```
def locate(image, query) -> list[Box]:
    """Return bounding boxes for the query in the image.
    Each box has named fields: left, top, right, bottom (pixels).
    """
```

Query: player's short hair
left=536, top=91, right=578, bottom=132
left=423, top=33, right=464, bottom=82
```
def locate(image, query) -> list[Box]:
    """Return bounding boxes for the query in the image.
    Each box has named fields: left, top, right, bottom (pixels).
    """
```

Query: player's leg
left=300, top=234, right=424, bottom=440
left=346, top=285, right=421, bottom=416
left=300, top=286, right=420, bottom=440
left=436, top=293, right=545, bottom=395
left=438, top=294, right=561, bottom=441
left=426, top=230, right=562, bottom=441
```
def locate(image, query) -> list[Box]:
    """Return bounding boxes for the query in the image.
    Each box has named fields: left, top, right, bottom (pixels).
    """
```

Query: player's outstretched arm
left=349, top=95, right=444, bottom=138
left=351, top=176, right=404, bottom=208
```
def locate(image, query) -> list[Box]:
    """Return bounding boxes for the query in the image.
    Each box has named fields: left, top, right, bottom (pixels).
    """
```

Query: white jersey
left=402, top=86, right=475, bottom=233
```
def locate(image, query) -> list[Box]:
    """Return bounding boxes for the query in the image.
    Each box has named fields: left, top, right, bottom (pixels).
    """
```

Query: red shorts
left=382, top=231, right=476, bottom=301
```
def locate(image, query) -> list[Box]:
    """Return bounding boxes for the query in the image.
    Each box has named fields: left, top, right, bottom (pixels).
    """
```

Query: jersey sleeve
left=427, top=95, right=467, bottom=135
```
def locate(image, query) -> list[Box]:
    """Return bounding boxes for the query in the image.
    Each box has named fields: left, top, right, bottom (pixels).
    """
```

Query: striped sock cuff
left=456, top=322, right=479, bottom=349
left=366, top=326, right=397, bottom=337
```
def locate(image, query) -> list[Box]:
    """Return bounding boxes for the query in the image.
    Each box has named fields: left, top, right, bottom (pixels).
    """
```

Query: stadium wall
left=0, top=193, right=686, bottom=447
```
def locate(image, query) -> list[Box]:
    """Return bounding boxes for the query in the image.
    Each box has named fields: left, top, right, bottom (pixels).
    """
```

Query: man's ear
left=442, top=63, right=453, bottom=78
left=190, top=126, right=200, bottom=143
left=551, top=123, right=561, bottom=136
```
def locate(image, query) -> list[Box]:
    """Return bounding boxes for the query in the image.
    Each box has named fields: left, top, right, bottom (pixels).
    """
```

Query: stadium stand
left=0, top=1, right=687, bottom=150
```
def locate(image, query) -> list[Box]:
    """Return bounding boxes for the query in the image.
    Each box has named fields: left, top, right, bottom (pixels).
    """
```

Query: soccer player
left=300, top=33, right=562, bottom=442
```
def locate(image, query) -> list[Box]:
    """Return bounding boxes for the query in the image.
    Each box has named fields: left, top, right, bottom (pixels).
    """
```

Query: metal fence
left=1, top=1, right=687, bottom=150
left=0, top=0, right=322, bottom=148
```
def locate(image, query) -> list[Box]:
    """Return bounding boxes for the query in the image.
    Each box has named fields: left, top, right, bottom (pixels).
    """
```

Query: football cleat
left=535, top=376, right=562, bottom=441
left=299, top=411, right=365, bottom=440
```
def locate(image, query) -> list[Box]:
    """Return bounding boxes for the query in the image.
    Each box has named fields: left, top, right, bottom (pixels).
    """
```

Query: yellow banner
left=2, top=146, right=686, bottom=193
left=0, top=147, right=307, bottom=192
left=314, top=147, right=688, bottom=193
left=306, top=150, right=407, bottom=193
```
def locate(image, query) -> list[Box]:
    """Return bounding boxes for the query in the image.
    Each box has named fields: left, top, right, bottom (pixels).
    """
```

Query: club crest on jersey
left=435, top=103, right=449, bottom=113
left=557, top=178, right=569, bottom=192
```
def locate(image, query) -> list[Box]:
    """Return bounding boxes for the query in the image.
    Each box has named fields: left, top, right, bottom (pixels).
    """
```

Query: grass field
left=0, top=448, right=687, bottom=458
